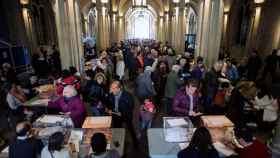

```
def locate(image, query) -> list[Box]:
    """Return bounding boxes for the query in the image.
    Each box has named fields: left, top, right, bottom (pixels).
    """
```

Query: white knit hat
left=63, top=85, right=77, bottom=98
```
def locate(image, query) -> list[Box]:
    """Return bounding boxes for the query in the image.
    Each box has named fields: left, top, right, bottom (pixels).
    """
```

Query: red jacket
left=239, top=140, right=271, bottom=158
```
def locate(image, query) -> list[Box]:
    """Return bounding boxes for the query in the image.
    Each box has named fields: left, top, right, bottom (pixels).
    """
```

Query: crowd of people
left=1, top=40, right=280, bottom=158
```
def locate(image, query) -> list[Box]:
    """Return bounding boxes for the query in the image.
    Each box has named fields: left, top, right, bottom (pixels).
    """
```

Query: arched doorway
left=125, top=6, right=157, bottom=39
left=185, top=7, right=197, bottom=54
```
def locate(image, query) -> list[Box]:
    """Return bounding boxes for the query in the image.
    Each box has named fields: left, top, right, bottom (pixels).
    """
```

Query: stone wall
left=225, top=0, right=280, bottom=59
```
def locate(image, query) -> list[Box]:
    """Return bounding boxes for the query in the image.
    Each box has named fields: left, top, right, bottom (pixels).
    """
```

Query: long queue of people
left=1, top=40, right=280, bottom=158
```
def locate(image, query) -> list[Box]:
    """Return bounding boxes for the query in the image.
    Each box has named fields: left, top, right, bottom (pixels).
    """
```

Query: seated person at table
left=178, top=127, right=219, bottom=158
left=88, top=133, right=120, bottom=158
left=9, top=122, right=43, bottom=158
left=172, top=79, right=202, bottom=117
left=41, top=132, right=71, bottom=158
left=56, top=69, right=80, bottom=96
left=236, top=129, right=271, bottom=158
left=6, top=82, right=33, bottom=117
left=48, top=85, right=86, bottom=127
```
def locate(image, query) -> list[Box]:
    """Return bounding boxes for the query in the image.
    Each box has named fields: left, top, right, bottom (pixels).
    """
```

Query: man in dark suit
left=9, top=121, right=43, bottom=158
left=107, top=81, right=138, bottom=147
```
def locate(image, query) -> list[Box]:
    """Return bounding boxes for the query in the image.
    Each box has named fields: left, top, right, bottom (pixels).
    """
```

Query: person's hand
left=65, top=112, right=71, bottom=115
left=59, top=112, right=71, bottom=115
left=106, top=108, right=112, bottom=115
left=190, top=111, right=203, bottom=117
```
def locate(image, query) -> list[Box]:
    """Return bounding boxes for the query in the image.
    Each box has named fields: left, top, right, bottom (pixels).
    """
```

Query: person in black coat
left=178, top=127, right=219, bottom=158
left=247, top=50, right=262, bottom=81
left=9, top=122, right=43, bottom=158
left=106, top=81, right=138, bottom=147
left=261, top=49, right=280, bottom=83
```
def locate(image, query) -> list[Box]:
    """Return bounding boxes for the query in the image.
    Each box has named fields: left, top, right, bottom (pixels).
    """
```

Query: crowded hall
left=1, top=0, right=280, bottom=158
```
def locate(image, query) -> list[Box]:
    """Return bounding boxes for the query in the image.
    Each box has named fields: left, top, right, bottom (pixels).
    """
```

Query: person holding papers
left=172, top=79, right=202, bottom=117
left=106, top=81, right=138, bottom=147
left=48, top=85, right=86, bottom=127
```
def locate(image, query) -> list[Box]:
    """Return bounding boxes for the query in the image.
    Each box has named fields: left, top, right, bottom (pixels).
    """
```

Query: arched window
left=185, top=7, right=197, bottom=53
left=125, top=7, right=157, bottom=39
left=186, top=7, right=197, bottom=35
left=87, top=8, right=97, bottom=38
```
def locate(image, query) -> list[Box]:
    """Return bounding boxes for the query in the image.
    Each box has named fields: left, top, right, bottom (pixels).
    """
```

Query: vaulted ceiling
left=80, top=0, right=233, bottom=17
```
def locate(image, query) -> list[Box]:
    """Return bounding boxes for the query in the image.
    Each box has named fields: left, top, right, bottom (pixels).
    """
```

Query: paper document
left=1, top=146, right=9, bottom=153
left=179, top=143, right=189, bottom=150
left=69, top=130, right=83, bottom=142
left=167, top=118, right=188, bottom=127
left=213, top=142, right=236, bottom=156
left=30, top=99, right=50, bottom=105
left=38, top=115, right=64, bottom=124
left=38, top=126, right=64, bottom=137
left=164, top=127, right=187, bottom=142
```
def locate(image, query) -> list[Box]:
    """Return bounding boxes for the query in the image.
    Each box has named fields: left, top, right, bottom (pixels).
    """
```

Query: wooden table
left=201, top=115, right=237, bottom=157
left=82, top=116, right=112, bottom=129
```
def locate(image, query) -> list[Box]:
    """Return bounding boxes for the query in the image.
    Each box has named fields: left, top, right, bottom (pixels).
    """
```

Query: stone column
left=53, top=0, right=84, bottom=72
left=196, top=0, right=224, bottom=67
left=117, top=16, right=125, bottom=42
left=163, top=11, right=172, bottom=44
left=110, top=12, right=118, bottom=44
left=245, top=2, right=264, bottom=53
left=171, top=5, right=186, bottom=54
left=157, top=16, right=164, bottom=42
left=96, top=0, right=110, bottom=51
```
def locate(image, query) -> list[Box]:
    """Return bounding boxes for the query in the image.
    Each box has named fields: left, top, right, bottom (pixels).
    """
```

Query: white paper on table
left=213, top=141, right=236, bottom=157
left=69, top=130, right=83, bottom=142
left=164, top=127, right=187, bottom=142
left=38, top=115, right=64, bottom=124
left=178, top=143, right=189, bottom=150
left=1, top=146, right=9, bottom=153
left=167, top=118, right=188, bottom=127
left=30, top=99, right=50, bottom=105
left=38, top=126, right=64, bottom=137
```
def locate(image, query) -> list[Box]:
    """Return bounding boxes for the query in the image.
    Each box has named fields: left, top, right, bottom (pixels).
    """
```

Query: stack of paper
left=167, top=118, right=188, bottom=127
left=68, top=130, right=84, bottom=153
left=30, top=99, right=50, bottom=106
left=164, top=127, right=187, bottom=143
left=69, top=130, right=83, bottom=142
left=38, top=115, right=64, bottom=124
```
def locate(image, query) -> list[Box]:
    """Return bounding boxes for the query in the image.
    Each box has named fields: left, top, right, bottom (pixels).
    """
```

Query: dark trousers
left=112, top=114, right=138, bottom=147
left=165, top=97, right=173, bottom=116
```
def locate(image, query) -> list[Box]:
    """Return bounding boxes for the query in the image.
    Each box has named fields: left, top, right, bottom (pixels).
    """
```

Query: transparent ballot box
left=163, top=117, right=194, bottom=143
